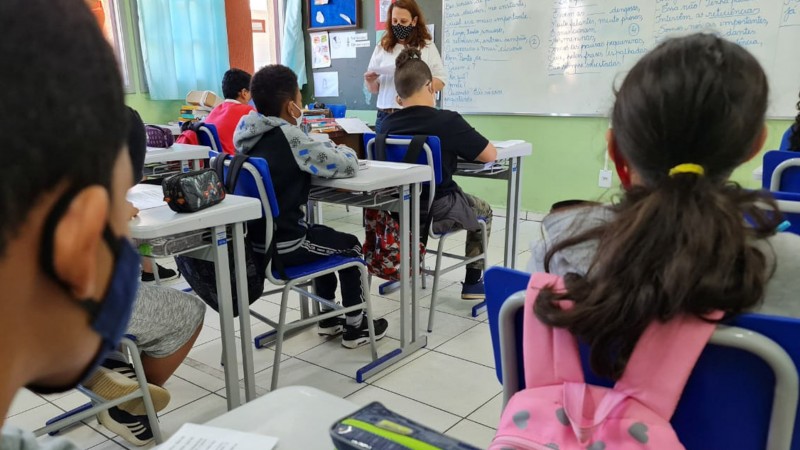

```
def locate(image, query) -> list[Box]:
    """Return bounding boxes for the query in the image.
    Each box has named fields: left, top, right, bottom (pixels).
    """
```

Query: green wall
left=348, top=109, right=792, bottom=213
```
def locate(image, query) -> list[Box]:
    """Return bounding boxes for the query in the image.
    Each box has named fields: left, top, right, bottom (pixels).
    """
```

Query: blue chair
left=485, top=266, right=799, bottom=450
left=364, top=133, right=489, bottom=332
left=211, top=153, right=380, bottom=390
left=762, top=150, right=800, bottom=235
left=35, top=337, right=164, bottom=443
left=197, top=122, right=223, bottom=154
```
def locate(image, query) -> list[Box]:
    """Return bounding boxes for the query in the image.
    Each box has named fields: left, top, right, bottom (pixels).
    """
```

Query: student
left=364, top=0, right=446, bottom=133
left=203, top=68, right=256, bottom=155
left=81, top=107, right=207, bottom=446
left=781, top=92, right=800, bottom=151
left=381, top=49, right=497, bottom=300
left=527, top=33, right=800, bottom=383
left=233, top=65, right=389, bottom=348
left=0, top=1, right=138, bottom=449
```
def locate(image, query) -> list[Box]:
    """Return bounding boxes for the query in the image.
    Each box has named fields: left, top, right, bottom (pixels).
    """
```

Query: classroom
left=2, top=0, right=800, bottom=449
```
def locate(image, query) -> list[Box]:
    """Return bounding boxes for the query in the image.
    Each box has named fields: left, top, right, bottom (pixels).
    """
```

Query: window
left=251, top=0, right=283, bottom=69
left=88, top=0, right=146, bottom=94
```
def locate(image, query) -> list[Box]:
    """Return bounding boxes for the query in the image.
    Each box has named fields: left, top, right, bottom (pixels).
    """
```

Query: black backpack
left=175, top=153, right=266, bottom=317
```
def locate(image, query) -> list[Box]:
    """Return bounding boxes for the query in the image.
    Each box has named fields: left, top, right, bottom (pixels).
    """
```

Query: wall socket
left=598, top=169, right=613, bottom=188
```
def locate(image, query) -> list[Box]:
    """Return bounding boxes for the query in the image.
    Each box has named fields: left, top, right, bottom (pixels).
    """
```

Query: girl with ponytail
left=528, top=33, right=800, bottom=380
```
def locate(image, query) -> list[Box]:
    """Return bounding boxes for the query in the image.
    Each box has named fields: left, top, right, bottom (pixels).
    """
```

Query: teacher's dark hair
left=395, top=48, right=432, bottom=99
left=534, top=33, right=780, bottom=380
left=380, top=0, right=432, bottom=52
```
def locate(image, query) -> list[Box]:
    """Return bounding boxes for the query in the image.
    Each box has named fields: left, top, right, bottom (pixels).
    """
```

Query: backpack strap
left=374, top=133, right=388, bottom=162
left=211, top=153, right=228, bottom=185
left=614, top=309, right=724, bottom=419
left=403, top=135, right=429, bottom=165
left=523, top=273, right=585, bottom=389
left=224, top=154, right=250, bottom=194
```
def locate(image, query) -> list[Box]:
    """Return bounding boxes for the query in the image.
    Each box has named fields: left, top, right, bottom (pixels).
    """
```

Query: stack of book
left=306, top=117, right=339, bottom=133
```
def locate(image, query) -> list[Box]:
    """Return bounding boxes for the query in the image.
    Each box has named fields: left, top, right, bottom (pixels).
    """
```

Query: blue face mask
left=27, top=189, right=140, bottom=394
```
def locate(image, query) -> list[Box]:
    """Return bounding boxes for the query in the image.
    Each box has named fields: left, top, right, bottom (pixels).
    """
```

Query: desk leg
left=399, top=184, right=410, bottom=346
left=233, top=222, right=256, bottom=402
left=192, top=159, right=202, bottom=171
left=504, top=157, right=522, bottom=268
left=213, top=225, right=241, bottom=410
left=410, top=182, right=421, bottom=344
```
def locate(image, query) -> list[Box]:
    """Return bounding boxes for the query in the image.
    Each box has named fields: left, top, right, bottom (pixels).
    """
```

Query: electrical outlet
left=598, top=169, right=613, bottom=188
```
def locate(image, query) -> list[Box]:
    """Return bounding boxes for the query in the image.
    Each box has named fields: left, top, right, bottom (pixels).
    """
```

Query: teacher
left=365, top=0, right=447, bottom=133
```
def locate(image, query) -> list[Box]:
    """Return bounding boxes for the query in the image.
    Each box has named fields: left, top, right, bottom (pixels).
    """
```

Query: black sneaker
left=317, top=315, right=345, bottom=336
left=141, top=264, right=179, bottom=283
left=98, top=406, right=154, bottom=446
left=83, top=358, right=171, bottom=415
left=342, top=316, right=388, bottom=349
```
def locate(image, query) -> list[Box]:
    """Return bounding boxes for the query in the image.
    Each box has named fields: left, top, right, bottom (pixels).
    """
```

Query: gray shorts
left=127, top=284, right=206, bottom=358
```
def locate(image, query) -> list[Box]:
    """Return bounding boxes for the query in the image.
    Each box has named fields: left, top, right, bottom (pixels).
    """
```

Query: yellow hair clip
left=668, top=163, right=705, bottom=177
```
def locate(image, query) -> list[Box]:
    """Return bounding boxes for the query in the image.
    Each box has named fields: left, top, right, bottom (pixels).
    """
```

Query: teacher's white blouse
left=367, top=40, right=447, bottom=110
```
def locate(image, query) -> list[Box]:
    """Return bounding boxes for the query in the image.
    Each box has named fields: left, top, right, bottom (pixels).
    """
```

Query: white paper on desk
left=313, top=71, right=339, bottom=97
left=156, top=423, right=278, bottom=450
left=491, top=139, right=525, bottom=148
left=330, top=31, right=357, bottom=59
left=127, top=188, right=166, bottom=210
left=335, top=118, right=373, bottom=134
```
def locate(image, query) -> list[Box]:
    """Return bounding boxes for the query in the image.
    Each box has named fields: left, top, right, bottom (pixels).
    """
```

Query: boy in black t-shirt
left=381, top=49, right=497, bottom=299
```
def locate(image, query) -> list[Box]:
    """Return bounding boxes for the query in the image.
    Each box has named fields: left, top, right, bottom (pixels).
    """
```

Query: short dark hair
left=250, top=65, right=299, bottom=117
left=221, top=68, right=252, bottom=100
left=0, top=0, right=126, bottom=256
left=127, top=107, right=146, bottom=183
left=395, top=48, right=432, bottom=99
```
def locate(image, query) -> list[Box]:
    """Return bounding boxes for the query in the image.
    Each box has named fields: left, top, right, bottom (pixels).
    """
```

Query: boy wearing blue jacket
left=234, top=65, right=388, bottom=348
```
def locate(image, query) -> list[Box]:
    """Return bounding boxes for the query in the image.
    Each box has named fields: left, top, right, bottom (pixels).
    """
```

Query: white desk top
left=492, top=141, right=533, bottom=160
left=205, top=386, right=358, bottom=449
left=311, top=160, right=432, bottom=191
left=129, top=184, right=262, bottom=240
left=144, top=143, right=211, bottom=165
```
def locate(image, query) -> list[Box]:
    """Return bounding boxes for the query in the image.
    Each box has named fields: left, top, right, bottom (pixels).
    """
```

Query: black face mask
left=392, top=24, right=415, bottom=41
left=26, top=190, right=140, bottom=395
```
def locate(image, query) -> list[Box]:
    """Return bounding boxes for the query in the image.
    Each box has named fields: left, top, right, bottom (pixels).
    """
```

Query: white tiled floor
left=4, top=204, right=541, bottom=449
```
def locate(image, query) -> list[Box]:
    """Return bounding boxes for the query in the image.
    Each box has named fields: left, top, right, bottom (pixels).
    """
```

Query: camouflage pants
left=463, top=193, right=492, bottom=270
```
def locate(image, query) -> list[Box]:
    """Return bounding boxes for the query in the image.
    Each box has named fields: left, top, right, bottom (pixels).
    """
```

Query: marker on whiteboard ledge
left=777, top=220, right=791, bottom=232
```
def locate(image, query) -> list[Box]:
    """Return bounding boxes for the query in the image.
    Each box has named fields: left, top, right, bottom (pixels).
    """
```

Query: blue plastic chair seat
left=273, top=255, right=364, bottom=280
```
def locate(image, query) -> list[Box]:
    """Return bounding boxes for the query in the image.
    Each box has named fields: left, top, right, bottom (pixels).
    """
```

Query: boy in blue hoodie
left=234, top=65, right=388, bottom=348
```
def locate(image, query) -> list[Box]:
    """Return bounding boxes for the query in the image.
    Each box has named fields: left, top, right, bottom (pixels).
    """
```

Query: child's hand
left=127, top=201, right=139, bottom=219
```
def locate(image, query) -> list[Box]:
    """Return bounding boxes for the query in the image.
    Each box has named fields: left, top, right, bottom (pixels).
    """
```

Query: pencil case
left=162, top=169, right=226, bottom=213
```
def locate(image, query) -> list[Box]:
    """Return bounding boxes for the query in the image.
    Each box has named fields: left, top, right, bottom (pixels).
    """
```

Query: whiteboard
left=442, top=0, right=800, bottom=118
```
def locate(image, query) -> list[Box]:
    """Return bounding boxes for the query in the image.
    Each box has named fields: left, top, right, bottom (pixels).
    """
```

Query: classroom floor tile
left=4, top=204, right=543, bottom=448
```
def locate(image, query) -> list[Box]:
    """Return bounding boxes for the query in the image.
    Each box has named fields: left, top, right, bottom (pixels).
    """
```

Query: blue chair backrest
left=210, top=152, right=279, bottom=219
left=363, top=133, right=444, bottom=185
left=198, top=122, right=223, bottom=154
left=485, top=266, right=800, bottom=450
left=762, top=150, right=800, bottom=192
left=780, top=125, right=796, bottom=151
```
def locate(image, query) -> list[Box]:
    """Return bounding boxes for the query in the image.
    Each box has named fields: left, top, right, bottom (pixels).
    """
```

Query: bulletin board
left=308, top=0, right=360, bottom=30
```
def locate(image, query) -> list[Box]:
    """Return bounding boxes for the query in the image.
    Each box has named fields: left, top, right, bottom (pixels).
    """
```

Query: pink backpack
left=491, top=273, right=722, bottom=450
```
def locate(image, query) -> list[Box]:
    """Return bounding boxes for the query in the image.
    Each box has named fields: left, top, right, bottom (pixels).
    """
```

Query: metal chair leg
left=360, top=265, right=379, bottom=360
left=427, top=235, right=448, bottom=332
left=271, top=287, right=292, bottom=390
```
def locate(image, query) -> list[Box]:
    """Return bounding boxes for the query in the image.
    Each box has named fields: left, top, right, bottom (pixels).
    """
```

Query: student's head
left=394, top=48, right=435, bottom=107
left=0, top=0, right=137, bottom=397
left=536, top=33, right=780, bottom=380
left=127, top=107, right=147, bottom=183
left=221, top=68, right=252, bottom=103
left=250, top=64, right=303, bottom=124
left=380, top=0, right=432, bottom=51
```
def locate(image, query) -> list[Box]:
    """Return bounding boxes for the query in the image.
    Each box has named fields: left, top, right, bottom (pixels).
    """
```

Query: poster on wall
left=310, top=31, right=332, bottom=68
left=308, top=0, right=359, bottom=30
left=330, top=31, right=357, bottom=59
left=375, top=0, right=394, bottom=30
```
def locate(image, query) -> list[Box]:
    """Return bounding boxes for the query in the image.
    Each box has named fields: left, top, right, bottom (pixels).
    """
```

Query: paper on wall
left=310, top=31, right=331, bottom=69
left=354, top=32, right=371, bottom=48
left=335, top=118, right=374, bottom=134
left=313, top=71, right=339, bottom=97
left=156, top=423, right=278, bottom=450
left=330, top=31, right=357, bottom=59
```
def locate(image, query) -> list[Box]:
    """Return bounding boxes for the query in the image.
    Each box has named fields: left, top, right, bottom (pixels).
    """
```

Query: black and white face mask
left=392, top=24, right=415, bottom=41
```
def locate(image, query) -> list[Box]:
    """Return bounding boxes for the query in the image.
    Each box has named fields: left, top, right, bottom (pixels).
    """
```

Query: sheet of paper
left=127, top=187, right=166, bottom=210
left=313, top=71, right=339, bottom=97
left=310, top=31, right=331, bottom=69
left=335, top=118, right=374, bottom=134
left=330, top=31, right=357, bottom=59
left=491, top=139, right=525, bottom=148
left=156, top=423, right=278, bottom=450
left=366, top=64, right=393, bottom=76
